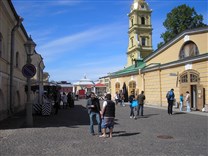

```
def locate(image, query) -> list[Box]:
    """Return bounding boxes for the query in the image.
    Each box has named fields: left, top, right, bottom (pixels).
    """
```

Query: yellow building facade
left=110, top=0, right=208, bottom=111
left=0, top=0, right=45, bottom=121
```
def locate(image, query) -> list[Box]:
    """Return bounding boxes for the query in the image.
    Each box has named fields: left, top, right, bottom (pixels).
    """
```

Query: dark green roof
left=110, top=60, right=145, bottom=78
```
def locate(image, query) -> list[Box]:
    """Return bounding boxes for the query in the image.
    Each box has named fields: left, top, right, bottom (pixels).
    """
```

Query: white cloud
left=13, top=0, right=81, bottom=18
left=51, top=0, right=81, bottom=6
left=47, top=64, right=123, bottom=82
left=45, top=54, right=126, bottom=81
left=37, top=23, right=126, bottom=59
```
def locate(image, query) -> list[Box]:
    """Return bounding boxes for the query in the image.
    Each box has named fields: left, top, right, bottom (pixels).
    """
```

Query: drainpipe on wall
left=159, top=70, right=162, bottom=107
left=9, top=16, right=23, bottom=115
left=38, top=57, right=44, bottom=106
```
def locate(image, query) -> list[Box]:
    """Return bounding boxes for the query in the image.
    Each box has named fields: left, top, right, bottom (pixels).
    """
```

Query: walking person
left=166, top=88, right=175, bottom=115
left=185, top=91, right=191, bottom=112
left=179, top=94, right=184, bottom=111
left=99, top=93, right=115, bottom=138
left=86, top=92, right=102, bottom=136
left=119, top=91, right=123, bottom=106
left=54, top=88, right=61, bottom=115
left=62, top=92, right=67, bottom=109
left=136, top=91, right=146, bottom=117
left=114, top=92, right=119, bottom=105
left=67, top=92, right=72, bottom=108
left=129, top=91, right=136, bottom=118
left=121, top=93, right=125, bottom=106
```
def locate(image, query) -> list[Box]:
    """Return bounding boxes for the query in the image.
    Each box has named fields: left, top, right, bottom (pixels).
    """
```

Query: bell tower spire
left=126, top=0, right=153, bottom=67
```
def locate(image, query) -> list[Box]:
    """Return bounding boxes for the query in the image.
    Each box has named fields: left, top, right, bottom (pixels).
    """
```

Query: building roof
left=86, top=83, right=106, bottom=88
left=110, top=27, right=208, bottom=78
left=95, top=83, right=105, bottom=87
left=73, top=76, right=95, bottom=86
left=110, top=60, right=145, bottom=78
left=144, top=26, right=208, bottom=62
left=8, top=0, right=28, bottom=39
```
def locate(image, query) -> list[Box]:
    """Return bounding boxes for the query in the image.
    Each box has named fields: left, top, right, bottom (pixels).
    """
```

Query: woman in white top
left=185, top=91, right=191, bottom=112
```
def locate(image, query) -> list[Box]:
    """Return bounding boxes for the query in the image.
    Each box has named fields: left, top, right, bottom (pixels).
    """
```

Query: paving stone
left=0, top=99, right=207, bottom=156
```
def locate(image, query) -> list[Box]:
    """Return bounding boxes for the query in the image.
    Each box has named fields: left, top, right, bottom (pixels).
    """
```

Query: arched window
left=141, top=17, right=145, bottom=25
left=179, top=41, right=199, bottom=59
left=190, top=73, right=198, bottom=83
left=131, top=38, right=134, bottom=47
left=129, top=81, right=136, bottom=93
left=115, top=82, right=120, bottom=93
left=131, top=18, right=134, bottom=27
left=16, top=52, right=19, bottom=68
left=141, top=37, right=146, bottom=46
left=181, top=73, right=188, bottom=83
left=180, top=70, right=199, bottom=84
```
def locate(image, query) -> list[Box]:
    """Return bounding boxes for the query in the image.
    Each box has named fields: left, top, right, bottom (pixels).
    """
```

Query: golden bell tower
left=126, top=0, right=153, bottom=66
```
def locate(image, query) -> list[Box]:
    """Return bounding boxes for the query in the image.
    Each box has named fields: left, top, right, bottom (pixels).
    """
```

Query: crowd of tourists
left=52, top=89, right=75, bottom=115
left=85, top=88, right=192, bottom=138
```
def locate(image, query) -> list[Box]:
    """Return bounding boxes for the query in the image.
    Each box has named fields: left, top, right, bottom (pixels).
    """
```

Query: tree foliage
left=158, top=4, right=207, bottom=48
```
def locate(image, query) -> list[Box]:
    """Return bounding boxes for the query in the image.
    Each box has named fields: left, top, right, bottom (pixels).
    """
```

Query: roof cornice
left=142, top=53, right=208, bottom=73
left=8, top=0, right=28, bottom=39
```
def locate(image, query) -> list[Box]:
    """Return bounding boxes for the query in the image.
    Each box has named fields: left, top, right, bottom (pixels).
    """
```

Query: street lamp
left=24, top=35, right=36, bottom=127
left=25, top=35, right=36, bottom=58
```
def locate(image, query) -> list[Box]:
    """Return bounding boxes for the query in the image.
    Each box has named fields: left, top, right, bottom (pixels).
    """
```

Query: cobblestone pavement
left=0, top=99, right=207, bottom=156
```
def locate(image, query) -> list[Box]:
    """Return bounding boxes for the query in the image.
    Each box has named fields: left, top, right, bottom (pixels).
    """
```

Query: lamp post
left=24, top=35, right=36, bottom=127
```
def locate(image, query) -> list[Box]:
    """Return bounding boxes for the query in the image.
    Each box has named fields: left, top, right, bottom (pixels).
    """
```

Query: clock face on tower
left=134, top=2, right=138, bottom=9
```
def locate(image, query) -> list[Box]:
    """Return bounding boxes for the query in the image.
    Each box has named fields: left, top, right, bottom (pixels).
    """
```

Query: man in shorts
left=100, top=93, right=115, bottom=138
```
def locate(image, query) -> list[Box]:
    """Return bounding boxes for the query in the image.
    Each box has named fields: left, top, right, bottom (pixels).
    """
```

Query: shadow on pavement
left=0, top=111, right=26, bottom=130
left=137, top=114, right=159, bottom=118
left=173, top=112, right=186, bottom=115
left=0, top=105, right=91, bottom=130
left=112, top=131, right=140, bottom=137
left=32, top=105, right=90, bottom=128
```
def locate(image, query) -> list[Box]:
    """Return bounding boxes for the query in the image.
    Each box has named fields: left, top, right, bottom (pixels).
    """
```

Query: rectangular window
left=141, top=17, right=145, bottom=25
left=131, top=38, right=134, bottom=47
left=131, top=19, right=134, bottom=27
left=141, top=37, right=146, bottom=46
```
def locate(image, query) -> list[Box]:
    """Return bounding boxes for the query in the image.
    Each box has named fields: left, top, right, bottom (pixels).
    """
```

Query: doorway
left=191, top=85, right=197, bottom=110
left=179, top=69, right=202, bottom=110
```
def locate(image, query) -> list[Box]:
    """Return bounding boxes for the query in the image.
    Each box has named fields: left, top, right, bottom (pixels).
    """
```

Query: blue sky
left=12, top=0, right=208, bottom=82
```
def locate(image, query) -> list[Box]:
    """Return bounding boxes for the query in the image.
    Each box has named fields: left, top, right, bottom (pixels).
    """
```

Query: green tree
left=158, top=4, right=207, bottom=48
left=157, top=42, right=164, bottom=49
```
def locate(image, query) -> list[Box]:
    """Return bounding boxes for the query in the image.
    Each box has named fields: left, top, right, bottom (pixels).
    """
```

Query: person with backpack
left=179, top=93, right=184, bottom=112
left=129, top=91, right=136, bottom=119
left=166, top=88, right=175, bottom=115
